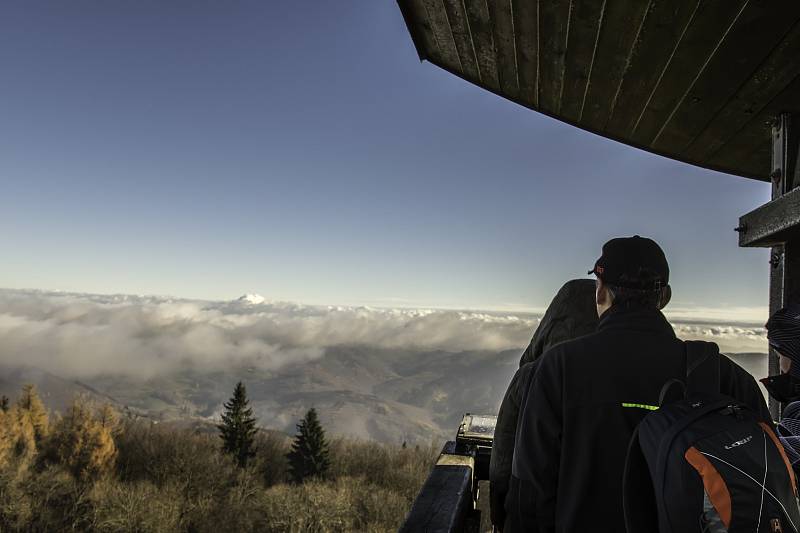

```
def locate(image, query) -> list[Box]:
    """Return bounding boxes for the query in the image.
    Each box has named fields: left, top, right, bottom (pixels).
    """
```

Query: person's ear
left=658, top=285, right=672, bottom=310
left=596, top=279, right=612, bottom=317
left=596, top=284, right=605, bottom=305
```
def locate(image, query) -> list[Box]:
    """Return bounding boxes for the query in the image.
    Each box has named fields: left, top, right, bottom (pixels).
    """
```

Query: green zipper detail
left=621, top=402, right=659, bottom=411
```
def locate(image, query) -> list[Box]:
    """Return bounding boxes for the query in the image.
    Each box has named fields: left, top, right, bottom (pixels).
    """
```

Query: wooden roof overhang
left=398, top=0, right=800, bottom=182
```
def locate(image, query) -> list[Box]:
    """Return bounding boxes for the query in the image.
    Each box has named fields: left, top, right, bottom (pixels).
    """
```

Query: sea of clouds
left=0, top=289, right=769, bottom=380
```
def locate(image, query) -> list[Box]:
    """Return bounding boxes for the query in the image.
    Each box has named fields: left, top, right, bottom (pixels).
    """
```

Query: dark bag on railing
left=623, top=341, right=800, bottom=532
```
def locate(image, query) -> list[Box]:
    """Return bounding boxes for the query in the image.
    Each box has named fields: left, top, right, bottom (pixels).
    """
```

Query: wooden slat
left=685, top=19, right=800, bottom=162
left=709, top=75, right=800, bottom=180
left=440, top=0, right=480, bottom=81
left=400, top=0, right=437, bottom=61
left=488, top=0, right=519, bottom=98
left=652, top=4, right=800, bottom=157
left=421, top=0, right=465, bottom=72
left=537, top=0, right=571, bottom=114
left=559, top=0, right=605, bottom=123
left=464, top=0, right=501, bottom=92
left=630, top=0, right=748, bottom=146
left=580, top=0, right=650, bottom=131
left=606, top=1, right=700, bottom=136
left=401, top=0, right=441, bottom=62
left=511, top=0, right=538, bottom=108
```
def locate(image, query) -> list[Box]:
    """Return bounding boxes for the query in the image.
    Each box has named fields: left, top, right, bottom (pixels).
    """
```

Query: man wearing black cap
left=506, top=236, right=769, bottom=533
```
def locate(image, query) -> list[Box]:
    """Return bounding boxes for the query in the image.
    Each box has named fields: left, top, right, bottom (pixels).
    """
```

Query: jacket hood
left=519, top=279, right=599, bottom=366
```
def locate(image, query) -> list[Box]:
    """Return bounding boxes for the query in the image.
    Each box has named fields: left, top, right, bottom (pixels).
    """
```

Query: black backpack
left=623, top=341, right=800, bottom=533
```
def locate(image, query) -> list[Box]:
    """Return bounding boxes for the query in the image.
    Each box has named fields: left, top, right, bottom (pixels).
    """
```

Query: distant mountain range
left=0, top=346, right=521, bottom=444
left=0, top=350, right=768, bottom=445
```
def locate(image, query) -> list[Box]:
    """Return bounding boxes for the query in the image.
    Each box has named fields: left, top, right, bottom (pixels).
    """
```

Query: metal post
left=768, top=113, right=800, bottom=419
left=769, top=246, right=785, bottom=419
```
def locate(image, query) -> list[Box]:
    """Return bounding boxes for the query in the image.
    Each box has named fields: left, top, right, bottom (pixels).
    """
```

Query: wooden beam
left=738, top=186, right=800, bottom=248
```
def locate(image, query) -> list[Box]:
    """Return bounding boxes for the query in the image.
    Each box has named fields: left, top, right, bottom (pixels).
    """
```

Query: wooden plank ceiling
left=398, top=0, right=800, bottom=182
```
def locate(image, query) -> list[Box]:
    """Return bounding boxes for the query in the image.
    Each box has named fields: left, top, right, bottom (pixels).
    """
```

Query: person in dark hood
left=506, top=235, right=769, bottom=533
left=489, top=279, right=598, bottom=531
left=761, top=304, right=800, bottom=403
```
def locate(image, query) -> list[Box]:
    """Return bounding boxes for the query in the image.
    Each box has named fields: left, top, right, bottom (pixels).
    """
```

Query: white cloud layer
left=0, top=289, right=768, bottom=379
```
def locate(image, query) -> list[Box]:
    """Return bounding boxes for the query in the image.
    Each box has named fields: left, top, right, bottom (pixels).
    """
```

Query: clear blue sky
left=0, top=1, right=771, bottom=315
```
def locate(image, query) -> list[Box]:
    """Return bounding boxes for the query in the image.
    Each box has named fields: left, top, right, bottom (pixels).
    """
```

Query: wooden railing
left=399, top=414, right=496, bottom=533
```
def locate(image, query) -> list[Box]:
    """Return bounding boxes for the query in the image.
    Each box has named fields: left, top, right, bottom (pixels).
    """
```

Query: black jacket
left=490, top=280, right=598, bottom=530
left=507, top=306, right=770, bottom=533
left=490, top=360, right=538, bottom=529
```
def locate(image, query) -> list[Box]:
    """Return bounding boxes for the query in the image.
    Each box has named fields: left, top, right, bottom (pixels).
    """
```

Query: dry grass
left=0, top=390, right=438, bottom=532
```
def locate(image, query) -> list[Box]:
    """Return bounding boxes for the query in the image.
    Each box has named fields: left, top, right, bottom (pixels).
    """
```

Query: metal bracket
left=770, top=250, right=784, bottom=269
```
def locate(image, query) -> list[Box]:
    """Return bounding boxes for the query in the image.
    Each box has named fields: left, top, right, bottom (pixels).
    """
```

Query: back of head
left=766, top=304, right=800, bottom=378
left=588, top=235, right=671, bottom=312
left=521, top=279, right=599, bottom=366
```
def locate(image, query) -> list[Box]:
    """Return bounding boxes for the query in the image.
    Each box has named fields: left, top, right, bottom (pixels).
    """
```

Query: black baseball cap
left=588, top=235, right=669, bottom=290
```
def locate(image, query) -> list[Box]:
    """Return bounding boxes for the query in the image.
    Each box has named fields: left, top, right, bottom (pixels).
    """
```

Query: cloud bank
left=0, top=289, right=768, bottom=380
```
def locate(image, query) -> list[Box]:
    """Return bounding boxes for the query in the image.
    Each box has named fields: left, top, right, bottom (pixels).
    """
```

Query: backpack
left=623, top=341, right=800, bottom=533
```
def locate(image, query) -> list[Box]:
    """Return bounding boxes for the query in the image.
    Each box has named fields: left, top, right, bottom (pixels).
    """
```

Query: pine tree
left=217, top=381, right=258, bottom=468
left=287, top=407, right=330, bottom=483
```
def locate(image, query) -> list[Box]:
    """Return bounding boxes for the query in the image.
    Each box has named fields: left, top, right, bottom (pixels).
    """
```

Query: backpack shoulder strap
left=685, top=340, right=721, bottom=397
left=623, top=425, right=659, bottom=533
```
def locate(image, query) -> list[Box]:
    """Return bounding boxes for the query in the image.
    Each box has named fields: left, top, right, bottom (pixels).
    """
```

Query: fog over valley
left=0, top=288, right=770, bottom=443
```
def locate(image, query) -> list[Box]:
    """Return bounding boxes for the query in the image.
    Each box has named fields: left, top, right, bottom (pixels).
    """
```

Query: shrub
left=254, top=431, right=290, bottom=487
left=17, top=465, right=96, bottom=531
left=92, top=478, right=183, bottom=532
left=328, top=438, right=438, bottom=498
